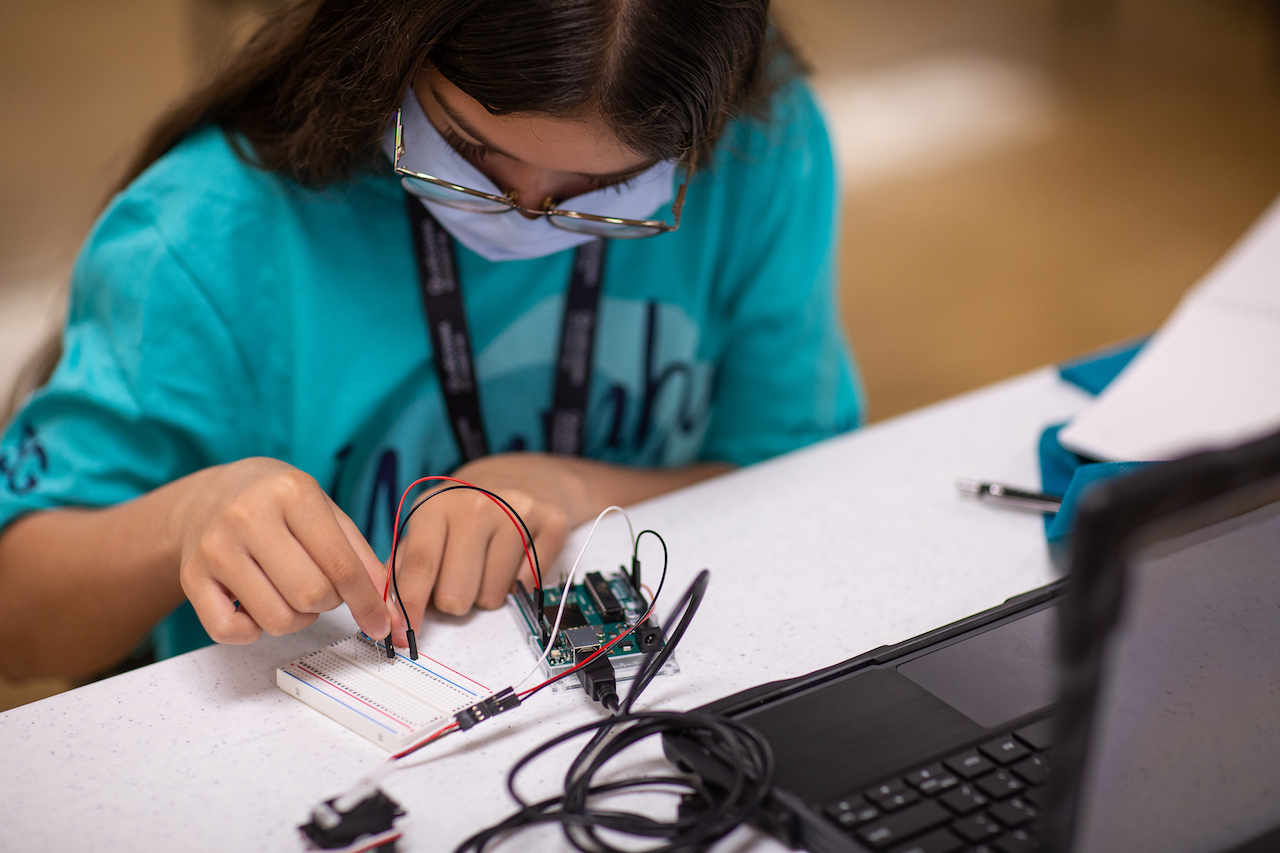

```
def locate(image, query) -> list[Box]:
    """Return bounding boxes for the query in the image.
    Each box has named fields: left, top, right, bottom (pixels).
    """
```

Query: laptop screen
left=1070, top=495, right=1280, bottom=853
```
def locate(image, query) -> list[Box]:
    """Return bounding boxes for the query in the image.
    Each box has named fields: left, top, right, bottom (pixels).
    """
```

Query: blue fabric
left=1039, top=425, right=1155, bottom=545
left=1040, top=338, right=1157, bottom=551
left=152, top=601, right=212, bottom=661
left=0, top=82, right=860, bottom=661
left=1056, top=336, right=1148, bottom=395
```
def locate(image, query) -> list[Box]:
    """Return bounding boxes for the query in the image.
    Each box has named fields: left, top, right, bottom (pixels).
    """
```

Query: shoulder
left=68, top=131, right=304, bottom=411
left=73, top=129, right=283, bottom=355
left=688, top=78, right=835, bottom=232
left=104, top=127, right=398, bottom=273
left=673, top=79, right=837, bottom=284
left=87, top=127, right=284, bottom=299
left=79, top=127, right=401, bottom=331
left=114, top=126, right=287, bottom=238
left=713, top=78, right=834, bottom=181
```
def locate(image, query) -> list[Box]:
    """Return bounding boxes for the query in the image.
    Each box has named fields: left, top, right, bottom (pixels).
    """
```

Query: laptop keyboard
left=823, top=718, right=1053, bottom=853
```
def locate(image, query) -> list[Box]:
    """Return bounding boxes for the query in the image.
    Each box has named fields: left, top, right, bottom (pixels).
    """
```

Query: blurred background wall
left=2, top=0, right=1279, bottom=708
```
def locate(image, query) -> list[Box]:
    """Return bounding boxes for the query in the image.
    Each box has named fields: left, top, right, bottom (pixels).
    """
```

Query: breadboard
left=277, top=634, right=488, bottom=751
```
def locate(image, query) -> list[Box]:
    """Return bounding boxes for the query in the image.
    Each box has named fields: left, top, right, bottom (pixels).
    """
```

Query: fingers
left=179, top=461, right=390, bottom=646
left=394, top=489, right=551, bottom=620
left=184, top=573, right=262, bottom=645
left=181, top=534, right=319, bottom=643
left=431, top=492, right=491, bottom=616
left=528, top=503, right=569, bottom=590
left=327, top=496, right=388, bottom=592
left=477, top=524, right=525, bottom=609
left=284, top=485, right=390, bottom=639
left=247, top=524, right=343, bottom=615
left=392, top=508, right=446, bottom=641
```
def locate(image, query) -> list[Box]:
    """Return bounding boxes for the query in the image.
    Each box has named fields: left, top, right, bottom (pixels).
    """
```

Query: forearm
left=561, top=458, right=733, bottom=525
left=457, top=454, right=732, bottom=528
left=0, top=476, right=195, bottom=680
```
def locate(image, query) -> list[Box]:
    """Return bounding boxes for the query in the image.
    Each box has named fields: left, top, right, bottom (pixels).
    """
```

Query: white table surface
left=0, top=368, right=1091, bottom=852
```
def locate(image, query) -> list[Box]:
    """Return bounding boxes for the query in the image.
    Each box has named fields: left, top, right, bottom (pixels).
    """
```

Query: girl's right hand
left=174, top=457, right=392, bottom=644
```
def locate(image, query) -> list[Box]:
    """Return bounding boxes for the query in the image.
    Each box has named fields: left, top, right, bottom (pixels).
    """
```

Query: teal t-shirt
left=0, top=83, right=862, bottom=656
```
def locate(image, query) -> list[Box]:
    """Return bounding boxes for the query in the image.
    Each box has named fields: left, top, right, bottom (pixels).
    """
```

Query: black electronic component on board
left=513, top=580, right=551, bottom=645
left=300, top=787, right=404, bottom=852
left=585, top=571, right=625, bottom=622
left=636, top=620, right=664, bottom=652
left=543, top=603, right=590, bottom=632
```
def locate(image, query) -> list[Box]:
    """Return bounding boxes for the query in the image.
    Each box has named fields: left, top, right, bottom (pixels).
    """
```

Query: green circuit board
left=511, top=569, right=664, bottom=676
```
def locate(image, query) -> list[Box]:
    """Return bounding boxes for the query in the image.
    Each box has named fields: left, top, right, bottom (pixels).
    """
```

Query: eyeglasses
left=393, top=108, right=693, bottom=239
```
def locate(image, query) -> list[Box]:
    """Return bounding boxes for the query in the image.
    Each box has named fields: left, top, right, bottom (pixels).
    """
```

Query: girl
left=0, top=0, right=860, bottom=679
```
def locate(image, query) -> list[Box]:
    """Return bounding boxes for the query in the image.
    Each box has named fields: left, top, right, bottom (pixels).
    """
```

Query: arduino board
left=509, top=569, right=677, bottom=691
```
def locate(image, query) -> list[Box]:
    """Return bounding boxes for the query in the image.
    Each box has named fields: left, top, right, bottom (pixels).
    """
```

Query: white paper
left=1058, top=195, right=1280, bottom=461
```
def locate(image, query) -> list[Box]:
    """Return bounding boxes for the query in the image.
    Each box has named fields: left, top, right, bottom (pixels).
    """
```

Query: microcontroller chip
left=585, top=572, right=625, bottom=622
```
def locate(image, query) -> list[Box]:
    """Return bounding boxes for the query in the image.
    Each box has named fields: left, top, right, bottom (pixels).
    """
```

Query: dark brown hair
left=121, top=0, right=799, bottom=191
left=7, top=0, right=800, bottom=420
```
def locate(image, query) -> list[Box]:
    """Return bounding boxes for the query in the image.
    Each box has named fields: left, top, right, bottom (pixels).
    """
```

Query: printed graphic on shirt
left=328, top=296, right=712, bottom=557
left=0, top=424, right=48, bottom=496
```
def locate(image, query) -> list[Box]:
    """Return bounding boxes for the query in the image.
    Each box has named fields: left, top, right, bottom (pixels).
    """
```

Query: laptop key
left=916, top=773, right=958, bottom=796
left=881, top=790, right=921, bottom=812
left=1011, top=754, right=1050, bottom=786
left=905, top=764, right=948, bottom=788
left=944, top=750, right=995, bottom=779
left=856, top=800, right=951, bottom=849
left=980, top=735, right=1030, bottom=765
left=888, top=828, right=965, bottom=853
left=988, top=797, right=1037, bottom=828
left=826, top=795, right=880, bottom=828
left=866, top=781, right=920, bottom=812
left=976, top=770, right=1026, bottom=800
left=993, top=829, right=1040, bottom=853
left=1014, top=719, right=1054, bottom=751
left=939, top=784, right=989, bottom=815
left=951, top=812, right=1003, bottom=843
left=867, top=780, right=907, bottom=799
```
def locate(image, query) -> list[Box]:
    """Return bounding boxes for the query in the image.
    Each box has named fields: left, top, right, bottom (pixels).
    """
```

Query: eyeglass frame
left=392, top=108, right=694, bottom=238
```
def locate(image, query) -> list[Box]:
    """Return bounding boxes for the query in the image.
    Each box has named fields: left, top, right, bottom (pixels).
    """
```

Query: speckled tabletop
left=0, top=368, right=1090, bottom=852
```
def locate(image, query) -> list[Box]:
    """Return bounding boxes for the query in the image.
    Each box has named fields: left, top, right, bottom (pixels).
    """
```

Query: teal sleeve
left=0, top=197, right=268, bottom=532
left=0, top=196, right=272, bottom=657
left=699, top=85, right=863, bottom=466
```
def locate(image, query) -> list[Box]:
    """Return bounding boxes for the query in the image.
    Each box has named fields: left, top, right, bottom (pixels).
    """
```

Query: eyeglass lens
left=402, top=177, right=666, bottom=238
left=399, top=176, right=511, bottom=213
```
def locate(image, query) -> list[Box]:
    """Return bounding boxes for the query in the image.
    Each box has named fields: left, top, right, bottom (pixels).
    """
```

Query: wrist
left=549, top=456, right=595, bottom=526
left=160, top=464, right=217, bottom=566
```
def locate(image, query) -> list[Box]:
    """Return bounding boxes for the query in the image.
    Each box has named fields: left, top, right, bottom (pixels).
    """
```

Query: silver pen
left=956, top=479, right=1062, bottom=514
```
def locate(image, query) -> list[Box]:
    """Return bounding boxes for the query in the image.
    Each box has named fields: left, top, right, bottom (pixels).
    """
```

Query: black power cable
left=454, top=569, right=777, bottom=853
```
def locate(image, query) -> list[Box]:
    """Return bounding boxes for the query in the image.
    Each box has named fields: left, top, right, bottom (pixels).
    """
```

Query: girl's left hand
left=386, top=453, right=581, bottom=645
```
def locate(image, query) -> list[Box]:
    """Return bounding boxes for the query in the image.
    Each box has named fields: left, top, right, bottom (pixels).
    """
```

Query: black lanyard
left=405, top=194, right=607, bottom=462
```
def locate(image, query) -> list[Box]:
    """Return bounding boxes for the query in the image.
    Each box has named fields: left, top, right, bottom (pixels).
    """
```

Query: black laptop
left=665, top=427, right=1280, bottom=853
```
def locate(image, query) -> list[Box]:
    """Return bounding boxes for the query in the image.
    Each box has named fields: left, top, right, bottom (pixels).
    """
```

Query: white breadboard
left=277, top=634, right=488, bottom=752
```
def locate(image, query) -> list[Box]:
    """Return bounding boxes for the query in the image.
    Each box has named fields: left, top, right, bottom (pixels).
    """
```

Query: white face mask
left=382, top=92, right=676, bottom=263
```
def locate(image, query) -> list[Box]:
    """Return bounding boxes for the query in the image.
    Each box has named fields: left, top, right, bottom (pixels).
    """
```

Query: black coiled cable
left=454, top=569, right=776, bottom=853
